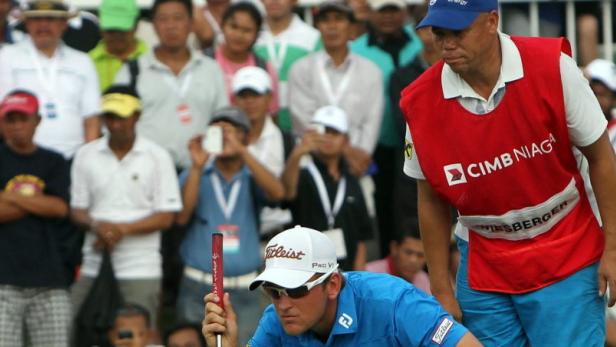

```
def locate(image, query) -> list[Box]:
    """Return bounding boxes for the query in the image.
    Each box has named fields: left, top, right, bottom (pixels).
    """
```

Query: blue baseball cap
left=417, top=0, right=498, bottom=30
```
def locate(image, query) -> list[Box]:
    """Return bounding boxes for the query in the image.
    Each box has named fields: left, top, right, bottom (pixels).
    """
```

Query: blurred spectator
left=90, top=0, right=148, bottom=92
left=0, top=90, right=71, bottom=346
left=193, top=0, right=229, bottom=49
left=350, top=0, right=422, bottom=258
left=70, top=86, right=182, bottom=329
left=0, top=0, right=17, bottom=47
left=346, top=0, right=370, bottom=39
left=164, top=322, right=206, bottom=347
left=289, top=1, right=383, bottom=179
left=585, top=59, right=616, bottom=121
left=282, top=106, right=372, bottom=271
left=0, top=0, right=101, bottom=159
left=500, top=3, right=561, bottom=38
left=254, top=0, right=320, bottom=132
left=575, top=3, right=616, bottom=67
left=108, top=303, right=151, bottom=347
left=233, top=66, right=292, bottom=235
left=114, top=0, right=228, bottom=170
left=175, top=106, right=284, bottom=344
left=366, top=216, right=430, bottom=294
left=208, top=2, right=279, bottom=114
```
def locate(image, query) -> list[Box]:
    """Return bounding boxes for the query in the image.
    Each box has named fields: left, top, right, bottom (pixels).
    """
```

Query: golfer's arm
left=417, top=179, right=454, bottom=296
left=456, top=332, right=483, bottom=346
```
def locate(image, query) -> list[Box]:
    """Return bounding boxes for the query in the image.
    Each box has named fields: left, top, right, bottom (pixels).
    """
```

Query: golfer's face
left=272, top=280, right=329, bottom=335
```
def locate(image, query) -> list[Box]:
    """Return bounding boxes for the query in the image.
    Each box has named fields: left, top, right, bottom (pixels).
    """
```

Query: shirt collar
left=145, top=48, right=204, bottom=71
left=258, top=116, right=278, bottom=140
left=90, top=39, right=149, bottom=61
left=26, top=36, right=66, bottom=58
left=441, top=32, right=523, bottom=100
left=204, top=161, right=250, bottom=182
left=96, top=135, right=147, bottom=153
left=319, top=49, right=353, bottom=70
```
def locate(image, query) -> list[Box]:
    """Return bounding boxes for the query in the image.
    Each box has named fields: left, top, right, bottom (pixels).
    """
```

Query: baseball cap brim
left=0, top=104, right=37, bottom=118
left=249, top=268, right=315, bottom=291
left=100, top=15, right=135, bottom=31
left=416, top=8, right=482, bottom=30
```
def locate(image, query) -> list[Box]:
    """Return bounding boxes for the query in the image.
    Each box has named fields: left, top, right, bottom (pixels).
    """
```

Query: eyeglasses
left=262, top=266, right=338, bottom=300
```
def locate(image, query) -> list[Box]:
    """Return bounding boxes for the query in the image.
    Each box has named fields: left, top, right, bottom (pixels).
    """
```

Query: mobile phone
left=202, top=125, right=223, bottom=154
left=311, top=124, right=325, bottom=135
left=118, top=329, right=133, bottom=339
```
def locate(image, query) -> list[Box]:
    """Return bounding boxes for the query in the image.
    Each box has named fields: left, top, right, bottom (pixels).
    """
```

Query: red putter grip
left=212, top=233, right=224, bottom=310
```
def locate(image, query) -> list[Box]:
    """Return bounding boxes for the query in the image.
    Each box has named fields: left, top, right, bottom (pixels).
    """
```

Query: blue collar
left=204, top=161, right=250, bottom=182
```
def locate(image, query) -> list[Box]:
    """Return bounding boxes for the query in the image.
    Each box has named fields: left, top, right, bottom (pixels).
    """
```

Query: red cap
left=0, top=92, right=39, bottom=118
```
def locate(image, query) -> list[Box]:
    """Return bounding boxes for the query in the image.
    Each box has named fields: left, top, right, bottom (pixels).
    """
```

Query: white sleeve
left=152, top=149, right=183, bottom=212
left=403, top=124, right=426, bottom=179
left=0, top=48, right=14, bottom=99
left=80, top=57, right=102, bottom=118
left=561, top=53, right=607, bottom=147
left=70, top=147, right=91, bottom=209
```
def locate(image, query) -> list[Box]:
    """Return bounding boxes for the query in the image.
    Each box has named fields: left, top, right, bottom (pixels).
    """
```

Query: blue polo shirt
left=248, top=272, right=468, bottom=346
left=179, top=163, right=262, bottom=276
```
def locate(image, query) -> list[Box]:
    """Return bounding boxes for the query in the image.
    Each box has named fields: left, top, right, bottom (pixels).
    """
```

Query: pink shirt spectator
left=215, top=45, right=279, bottom=114
left=366, top=256, right=431, bottom=295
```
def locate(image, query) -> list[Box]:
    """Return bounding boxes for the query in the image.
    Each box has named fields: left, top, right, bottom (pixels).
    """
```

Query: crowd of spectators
left=0, top=0, right=614, bottom=346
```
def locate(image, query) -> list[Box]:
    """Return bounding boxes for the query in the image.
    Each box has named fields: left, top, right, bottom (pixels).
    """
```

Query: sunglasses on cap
left=262, top=266, right=338, bottom=300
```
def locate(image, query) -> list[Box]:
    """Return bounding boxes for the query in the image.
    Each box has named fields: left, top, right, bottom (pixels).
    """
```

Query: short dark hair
left=222, top=2, right=263, bottom=31
left=103, top=84, right=139, bottom=98
left=164, top=322, right=206, bottom=347
left=393, top=217, right=421, bottom=244
left=113, top=303, right=151, bottom=328
left=152, top=0, right=193, bottom=18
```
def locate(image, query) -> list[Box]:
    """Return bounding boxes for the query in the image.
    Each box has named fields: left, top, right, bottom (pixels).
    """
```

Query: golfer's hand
left=599, top=249, right=616, bottom=306
left=203, top=292, right=238, bottom=347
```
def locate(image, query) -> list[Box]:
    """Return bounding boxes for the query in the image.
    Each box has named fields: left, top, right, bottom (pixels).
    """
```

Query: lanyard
left=27, top=43, right=59, bottom=102
left=307, top=161, right=346, bottom=229
left=265, top=34, right=288, bottom=71
left=317, top=54, right=353, bottom=106
left=163, top=70, right=193, bottom=100
left=210, top=173, right=242, bottom=221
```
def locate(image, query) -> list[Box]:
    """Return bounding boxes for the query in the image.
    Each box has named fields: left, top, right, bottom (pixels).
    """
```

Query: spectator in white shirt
left=0, top=0, right=101, bottom=159
left=70, top=85, right=182, bottom=330
left=114, top=0, right=228, bottom=170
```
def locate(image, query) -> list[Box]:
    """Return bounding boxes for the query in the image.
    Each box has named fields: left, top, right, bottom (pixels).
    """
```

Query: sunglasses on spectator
left=262, top=265, right=338, bottom=300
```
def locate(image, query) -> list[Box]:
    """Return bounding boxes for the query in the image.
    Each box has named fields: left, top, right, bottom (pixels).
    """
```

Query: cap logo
left=429, top=0, right=436, bottom=5
left=265, top=244, right=306, bottom=260
left=7, top=96, right=29, bottom=105
left=448, top=0, right=468, bottom=5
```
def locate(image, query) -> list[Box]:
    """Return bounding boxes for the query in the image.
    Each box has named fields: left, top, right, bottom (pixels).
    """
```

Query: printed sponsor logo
left=443, top=133, right=556, bottom=186
left=404, top=140, right=414, bottom=160
left=338, top=313, right=353, bottom=329
left=447, top=0, right=467, bottom=5
left=432, top=318, right=453, bottom=345
left=444, top=163, right=467, bottom=186
left=429, top=0, right=436, bottom=5
left=265, top=244, right=306, bottom=260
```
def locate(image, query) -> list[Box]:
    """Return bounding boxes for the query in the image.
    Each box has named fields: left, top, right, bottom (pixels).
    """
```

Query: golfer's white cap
left=585, top=59, right=616, bottom=93
left=311, top=105, right=349, bottom=134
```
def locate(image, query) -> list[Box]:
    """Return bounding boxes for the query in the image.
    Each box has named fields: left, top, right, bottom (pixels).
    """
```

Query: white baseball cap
left=232, top=66, right=272, bottom=95
left=249, top=226, right=339, bottom=290
left=368, top=0, right=406, bottom=11
left=585, top=59, right=616, bottom=93
left=311, top=105, right=349, bottom=134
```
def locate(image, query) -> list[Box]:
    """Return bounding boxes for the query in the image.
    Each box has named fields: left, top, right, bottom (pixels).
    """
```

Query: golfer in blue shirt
left=203, top=226, right=481, bottom=346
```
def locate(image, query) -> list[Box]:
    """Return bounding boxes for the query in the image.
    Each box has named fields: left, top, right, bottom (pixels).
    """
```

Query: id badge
left=177, top=103, right=192, bottom=124
left=323, top=228, right=347, bottom=259
left=217, top=224, right=240, bottom=254
left=45, top=102, right=57, bottom=119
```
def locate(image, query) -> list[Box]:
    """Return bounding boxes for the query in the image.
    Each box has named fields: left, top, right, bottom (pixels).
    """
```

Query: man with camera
left=175, top=106, right=285, bottom=344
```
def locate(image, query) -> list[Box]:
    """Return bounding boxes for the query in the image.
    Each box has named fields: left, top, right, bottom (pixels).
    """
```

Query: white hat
left=249, top=226, right=339, bottom=290
left=311, top=105, right=349, bottom=134
left=232, top=66, right=272, bottom=95
left=585, top=59, right=616, bottom=93
left=368, top=0, right=406, bottom=11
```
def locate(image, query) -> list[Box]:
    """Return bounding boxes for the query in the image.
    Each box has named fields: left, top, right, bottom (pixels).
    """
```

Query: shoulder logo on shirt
left=338, top=313, right=353, bottom=329
left=5, top=175, right=46, bottom=196
left=404, top=140, right=414, bottom=160
left=431, top=317, right=454, bottom=345
left=443, top=163, right=467, bottom=186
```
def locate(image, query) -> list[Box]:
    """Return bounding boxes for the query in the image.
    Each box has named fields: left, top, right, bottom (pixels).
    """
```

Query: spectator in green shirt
left=89, top=0, right=148, bottom=91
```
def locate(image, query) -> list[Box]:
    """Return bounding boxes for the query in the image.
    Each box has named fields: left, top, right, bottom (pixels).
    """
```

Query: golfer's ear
left=326, top=272, right=342, bottom=299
